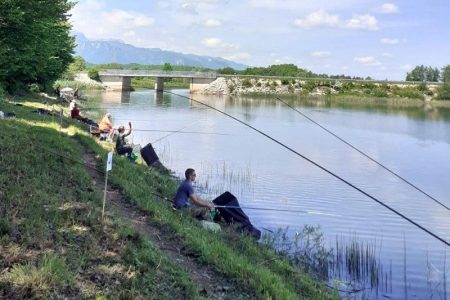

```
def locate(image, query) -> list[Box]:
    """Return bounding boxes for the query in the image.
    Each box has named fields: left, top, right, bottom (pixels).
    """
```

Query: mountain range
left=74, top=33, right=247, bottom=70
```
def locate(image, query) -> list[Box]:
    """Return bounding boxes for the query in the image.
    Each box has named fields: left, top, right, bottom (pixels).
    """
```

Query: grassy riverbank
left=0, top=94, right=337, bottom=299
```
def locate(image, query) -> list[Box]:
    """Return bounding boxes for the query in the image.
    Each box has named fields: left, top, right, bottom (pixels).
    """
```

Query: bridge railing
left=99, top=69, right=217, bottom=78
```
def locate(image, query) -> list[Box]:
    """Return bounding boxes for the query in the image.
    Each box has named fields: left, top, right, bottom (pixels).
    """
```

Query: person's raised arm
left=124, top=122, right=132, bottom=137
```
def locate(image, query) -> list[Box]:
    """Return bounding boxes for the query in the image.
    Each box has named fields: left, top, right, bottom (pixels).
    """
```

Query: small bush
left=417, top=82, right=428, bottom=92
left=437, top=84, right=450, bottom=100
left=241, top=78, right=253, bottom=88
left=281, top=79, right=290, bottom=85
left=288, top=84, right=294, bottom=93
left=29, top=83, right=41, bottom=93
left=87, top=68, right=100, bottom=81
left=392, top=87, right=424, bottom=99
left=255, top=81, right=262, bottom=87
left=228, top=83, right=235, bottom=93
left=303, top=80, right=317, bottom=92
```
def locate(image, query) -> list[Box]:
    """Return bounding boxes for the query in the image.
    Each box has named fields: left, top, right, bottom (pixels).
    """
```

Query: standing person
left=116, top=122, right=134, bottom=159
left=173, top=168, right=214, bottom=220
left=74, top=88, right=80, bottom=99
left=98, top=113, right=115, bottom=139
left=55, top=85, right=61, bottom=99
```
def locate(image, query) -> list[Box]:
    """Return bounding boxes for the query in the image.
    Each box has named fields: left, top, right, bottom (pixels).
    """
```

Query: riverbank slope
left=0, top=94, right=337, bottom=299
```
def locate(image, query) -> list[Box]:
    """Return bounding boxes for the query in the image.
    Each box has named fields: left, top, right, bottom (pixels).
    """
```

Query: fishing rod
left=151, top=119, right=204, bottom=144
left=275, top=97, right=450, bottom=212
left=213, top=205, right=341, bottom=217
left=164, top=90, right=450, bottom=247
left=132, top=129, right=231, bottom=136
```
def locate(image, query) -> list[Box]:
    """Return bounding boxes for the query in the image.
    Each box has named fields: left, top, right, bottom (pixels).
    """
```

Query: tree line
left=217, top=64, right=369, bottom=80
left=0, top=0, right=74, bottom=93
left=406, top=65, right=450, bottom=82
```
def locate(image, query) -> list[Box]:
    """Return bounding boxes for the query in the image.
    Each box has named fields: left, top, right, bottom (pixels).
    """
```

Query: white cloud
left=71, top=2, right=155, bottom=41
left=354, top=56, right=382, bottom=67
left=344, top=15, right=379, bottom=31
left=378, top=3, right=399, bottom=14
left=294, top=10, right=340, bottom=29
left=201, top=37, right=239, bottom=50
left=204, top=19, right=222, bottom=27
left=294, top=10, right=378, bottom=31
left=401, top=64, right=413, bottom=70
left=382, top=52, right=393, bottom=57
left=311, top=51, right=331, bottom=58
left=380, top=38, right=399, bottom=45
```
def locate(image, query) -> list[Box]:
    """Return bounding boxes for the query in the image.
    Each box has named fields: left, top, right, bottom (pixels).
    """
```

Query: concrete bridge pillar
left=155, top=77, right=164, bottom=92
left=99, top=75, right=132, bottom=91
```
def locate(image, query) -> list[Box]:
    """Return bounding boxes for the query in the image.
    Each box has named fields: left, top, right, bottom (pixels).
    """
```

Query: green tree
left=62, top=56, right=87, bottom=80
left=217, top=67, right=236, bottom=75
left=0, top=0, right=75, bottom=92
left=162, top=62, right=173, bottom=71
left=406, top=65, right=440, bottom=82
left=441, top=65, right=450, bottom=83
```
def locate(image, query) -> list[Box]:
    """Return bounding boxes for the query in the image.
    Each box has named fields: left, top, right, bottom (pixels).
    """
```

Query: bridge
left=98, top=70, right=218, bottom=92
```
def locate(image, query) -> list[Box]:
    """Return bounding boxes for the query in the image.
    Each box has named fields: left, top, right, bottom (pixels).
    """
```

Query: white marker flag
left=106, top=152, right=113, bottom=172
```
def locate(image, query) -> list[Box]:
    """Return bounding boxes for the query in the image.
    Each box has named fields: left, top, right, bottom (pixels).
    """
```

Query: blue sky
left=71, top=0, right=449, bottom=80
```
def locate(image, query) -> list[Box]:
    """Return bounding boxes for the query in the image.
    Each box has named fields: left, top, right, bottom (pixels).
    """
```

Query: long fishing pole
left=132, top=129, right=231, bottom=135
left=151, top=119, right=204, bottom=144
left=164, top=90, right=450, bottom=247
left=275, top=97, right=450, bottom=212
left=213, top=205, right=341, bottom=217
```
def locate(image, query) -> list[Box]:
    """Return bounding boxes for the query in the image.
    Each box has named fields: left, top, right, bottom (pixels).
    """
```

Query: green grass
left=0, top=99, right=197, bottom=299
left=53, top=79, right=104, bottom=90
left=1, top=95, right=338, bottom=299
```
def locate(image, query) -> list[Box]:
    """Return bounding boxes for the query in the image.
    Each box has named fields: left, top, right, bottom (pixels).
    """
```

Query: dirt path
left=81, top=147, right=250, bottom=299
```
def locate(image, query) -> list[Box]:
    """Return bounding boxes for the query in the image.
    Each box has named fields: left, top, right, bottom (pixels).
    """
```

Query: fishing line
left=213, top=205, right=341, bottom=217
left=30, top=142, right=342, bottom=218
left=132, top=129, right=231, bottom=136
left=165, top=90, right=450, bottom=247
left=275, top=97, right=450, bottom=212
left=151, top=119, right=204, bottom=144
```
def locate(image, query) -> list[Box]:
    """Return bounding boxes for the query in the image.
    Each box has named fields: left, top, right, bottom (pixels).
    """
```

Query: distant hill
left=74, top=33, right=247, bottom=70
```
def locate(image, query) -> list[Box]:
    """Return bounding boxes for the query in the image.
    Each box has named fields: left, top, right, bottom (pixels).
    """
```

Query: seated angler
left=70, top=102, right=87, bottom=122
left=116, top=122, right=134, bottom=159
left=173, top=168, right=214, bottom=220
left=98, top=113, right=115, bottom=139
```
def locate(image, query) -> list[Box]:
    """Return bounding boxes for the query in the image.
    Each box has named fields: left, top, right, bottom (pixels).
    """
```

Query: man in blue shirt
left=173, top=168, right=214, bottom=219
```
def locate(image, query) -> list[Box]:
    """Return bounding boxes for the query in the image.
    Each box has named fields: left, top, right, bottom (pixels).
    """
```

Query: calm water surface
left=85, top=89, right=450, bottom=299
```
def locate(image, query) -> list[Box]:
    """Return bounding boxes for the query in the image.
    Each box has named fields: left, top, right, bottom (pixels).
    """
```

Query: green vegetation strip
left=0, top=101, right=197, bottom=299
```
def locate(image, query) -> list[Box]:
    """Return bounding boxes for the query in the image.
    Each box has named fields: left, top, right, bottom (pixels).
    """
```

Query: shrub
left=392, top=87, right=424, bottom=99
left=417, top=82, right=428, bottom=92
left=288, top=84, right=294, bottom=93
left=241, top=78, right=253, bottom=88
left=303, top=80, right=317, bottom=92
left=255, top=81, right=262, bottom=87
left=29, top=83, right=41, bottom=93
left=437, top=84, right=450, bottom=100
left=87, top=68, right=100, bottom=81
left=370, top=88, right=388, bottom=97
left=281, top=79, right=290, bottom=85
left=228, top=83, right=235, bottom=93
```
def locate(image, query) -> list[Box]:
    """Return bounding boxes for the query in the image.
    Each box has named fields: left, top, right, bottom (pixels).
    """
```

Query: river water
left=84, top=89, right=450, bottom=299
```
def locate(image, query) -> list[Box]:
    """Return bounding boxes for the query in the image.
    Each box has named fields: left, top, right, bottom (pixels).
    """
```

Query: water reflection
left=83, top=88, right=450, bottom=300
